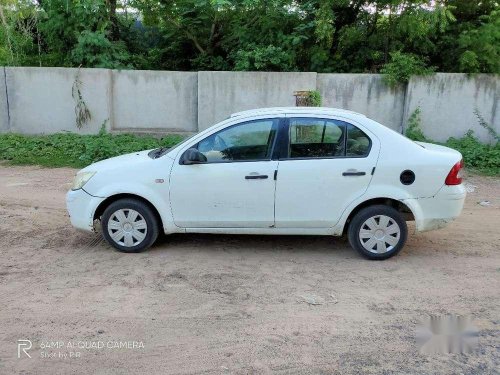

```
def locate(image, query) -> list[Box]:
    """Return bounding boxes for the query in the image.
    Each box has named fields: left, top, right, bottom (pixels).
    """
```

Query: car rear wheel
left=348, top=205, right=407, bottom=260
left=101, top=198, right=159, bottom=253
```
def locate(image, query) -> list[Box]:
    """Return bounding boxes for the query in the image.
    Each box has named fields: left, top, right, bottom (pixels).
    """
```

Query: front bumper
left=66, top=189, right=105, bottom=232
left=403, top=184, right=466, bottom=232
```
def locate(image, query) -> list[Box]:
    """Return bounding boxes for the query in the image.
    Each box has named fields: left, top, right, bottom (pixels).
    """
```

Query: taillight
left=445, top=160, right=464, bottom=185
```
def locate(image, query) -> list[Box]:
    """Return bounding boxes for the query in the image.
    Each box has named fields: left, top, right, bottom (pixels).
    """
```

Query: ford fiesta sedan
left=66, top=107, right=466, bottom=260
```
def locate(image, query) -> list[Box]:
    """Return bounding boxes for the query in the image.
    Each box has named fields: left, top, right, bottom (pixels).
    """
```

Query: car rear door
left=274, top=116, right=380, bottom=228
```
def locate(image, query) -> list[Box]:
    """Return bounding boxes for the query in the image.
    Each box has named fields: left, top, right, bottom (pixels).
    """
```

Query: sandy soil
left=0, top=165, right=498, bottom=374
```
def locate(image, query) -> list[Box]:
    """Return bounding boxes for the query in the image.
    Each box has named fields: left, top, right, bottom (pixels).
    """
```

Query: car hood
left=80, top=150, right=162, bottom=173
left=78, top=150, right=174, bottom=197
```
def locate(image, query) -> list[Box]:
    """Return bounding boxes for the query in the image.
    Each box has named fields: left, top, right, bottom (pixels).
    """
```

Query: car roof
left=229, top=107, right=366, bottom=120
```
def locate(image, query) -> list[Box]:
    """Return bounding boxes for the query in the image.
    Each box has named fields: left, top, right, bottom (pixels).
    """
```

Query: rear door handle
left=245, top=174, right=268, bottom=179
left=342, top=171, right=366, bottom=176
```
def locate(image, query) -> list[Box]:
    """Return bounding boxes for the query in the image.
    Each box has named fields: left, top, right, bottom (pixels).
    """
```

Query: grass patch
left=0, top=131, right=185, bottom=169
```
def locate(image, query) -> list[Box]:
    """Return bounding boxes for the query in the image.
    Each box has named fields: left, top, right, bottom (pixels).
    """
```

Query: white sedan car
left=67, top=107, right=466, bottom=260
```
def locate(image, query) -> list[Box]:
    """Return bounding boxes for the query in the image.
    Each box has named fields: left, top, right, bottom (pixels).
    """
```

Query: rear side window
left=289, top=119, right=345, bottom=158
left=346, top=123, right=371, bottom=157
left=288, top=118, right=371, bottom=158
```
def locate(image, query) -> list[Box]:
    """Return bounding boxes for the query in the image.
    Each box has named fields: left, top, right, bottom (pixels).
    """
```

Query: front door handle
left=245, top=174, right=268, bottom=179
left=342, top=170, right=366, bottom=176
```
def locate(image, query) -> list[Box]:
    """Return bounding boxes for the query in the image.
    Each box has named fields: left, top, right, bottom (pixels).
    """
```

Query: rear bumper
left=66, top=189, right=105, bottom=232
left=403, top=184, right=466, bottom=232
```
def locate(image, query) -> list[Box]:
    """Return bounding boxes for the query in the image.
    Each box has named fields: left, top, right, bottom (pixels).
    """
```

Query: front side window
left=196, top=119, right=278, bottom=162
left=288, top=118, right=371, bottom=158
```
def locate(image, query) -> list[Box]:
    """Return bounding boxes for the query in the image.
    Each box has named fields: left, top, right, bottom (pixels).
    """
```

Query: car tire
left=101, top=198, right=159, bottom=253
left=348, top=205, right=407, bottom=260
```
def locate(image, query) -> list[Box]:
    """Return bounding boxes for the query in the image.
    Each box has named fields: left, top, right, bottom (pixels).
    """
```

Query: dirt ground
left=0, top=165, right=498, bottom=374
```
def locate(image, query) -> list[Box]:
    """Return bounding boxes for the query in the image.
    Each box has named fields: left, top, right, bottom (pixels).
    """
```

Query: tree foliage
left=0, top=0, right=498, bottom=77
left=381, top=51, right=434, bottom=86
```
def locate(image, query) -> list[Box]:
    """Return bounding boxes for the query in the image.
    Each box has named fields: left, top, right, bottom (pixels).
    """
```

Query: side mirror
left=182, top=148, right=207, bottom=165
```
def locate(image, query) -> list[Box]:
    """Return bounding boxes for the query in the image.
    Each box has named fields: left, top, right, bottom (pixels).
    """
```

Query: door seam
left=271, top=162, right=280, bottom=228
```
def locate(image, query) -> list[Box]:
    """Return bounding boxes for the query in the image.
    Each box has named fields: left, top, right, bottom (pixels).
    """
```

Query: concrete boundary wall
left=404, top=73, right=499, bottom=142
left=0, top=68, right=8, bottom=133
left=318, top=74, right=405, bottom=131
left=112, top=70, right=198, bottom=132
left=0, top=68, right=498, bottom=142
left=5, top=67, right=112, bottom=134
left=198, top=71, right=317, bottom=130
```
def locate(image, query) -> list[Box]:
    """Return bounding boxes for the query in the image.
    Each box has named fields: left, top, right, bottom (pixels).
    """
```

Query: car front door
left=274, top=116, right=379, bottom=228
left=169, top=118, right=280, bottom=228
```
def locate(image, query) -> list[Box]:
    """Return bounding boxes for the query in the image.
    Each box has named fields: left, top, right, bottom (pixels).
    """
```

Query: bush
left=381, top=51, right=434, bottom=86
left=0, top=132, right=184, bottom=169
left=404, top=108, right=430, bottom=142
left=307, top=90, right=322, bottom=107
left=445, top=131, right=500, bottom=175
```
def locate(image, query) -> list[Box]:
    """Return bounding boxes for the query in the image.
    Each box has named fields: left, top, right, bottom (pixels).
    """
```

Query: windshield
left=163, top=133, right=198, bottom=156
left=147, top=134, right=197, bottom=159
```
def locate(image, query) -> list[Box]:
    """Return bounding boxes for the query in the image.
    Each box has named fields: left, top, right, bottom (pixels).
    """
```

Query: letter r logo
left=17, top=340, right=32, bottom=358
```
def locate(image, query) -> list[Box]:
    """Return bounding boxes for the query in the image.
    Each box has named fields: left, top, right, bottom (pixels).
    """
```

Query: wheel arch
left=342, top=197, right=415, bottom=235
left=93, top=193, right=164, bottom=231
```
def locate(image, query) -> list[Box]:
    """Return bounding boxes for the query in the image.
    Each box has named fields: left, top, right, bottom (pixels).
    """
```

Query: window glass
left=289, top=118, right=345, bottom=158
left=197, top=119, right=277, bottom=162
left=346, top=123, right=371, bottom=156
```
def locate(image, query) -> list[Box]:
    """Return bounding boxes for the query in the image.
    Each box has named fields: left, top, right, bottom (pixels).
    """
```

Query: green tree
left=0, top=0, right=498, bottom=74
left=458, top=10, right=500, bottom=73
left=0, top=0, right=40, bottom=66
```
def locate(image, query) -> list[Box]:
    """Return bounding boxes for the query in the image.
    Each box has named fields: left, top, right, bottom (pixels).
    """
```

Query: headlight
left=72, top=171, right=96, bottom=190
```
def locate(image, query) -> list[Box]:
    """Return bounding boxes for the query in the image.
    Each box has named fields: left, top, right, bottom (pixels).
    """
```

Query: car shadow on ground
left=148, top=232, right=355, bottom=256
left=72, top=227, right=431, bottom=260
left=77, top=229, right=445, bottom=262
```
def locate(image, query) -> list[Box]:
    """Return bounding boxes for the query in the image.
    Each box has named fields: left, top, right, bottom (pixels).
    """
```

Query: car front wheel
left=348, top=205, right=407, bottom=260
left=101, top=198, right=159, bottom=253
